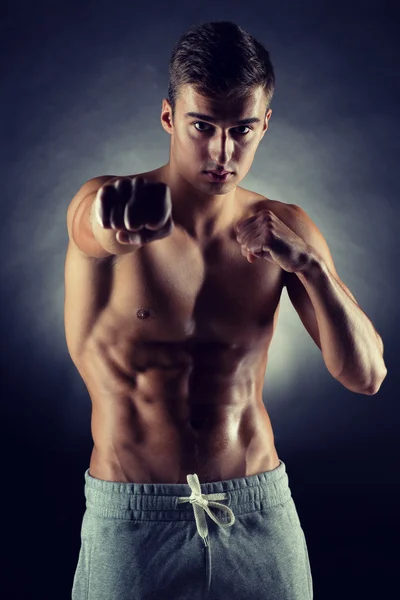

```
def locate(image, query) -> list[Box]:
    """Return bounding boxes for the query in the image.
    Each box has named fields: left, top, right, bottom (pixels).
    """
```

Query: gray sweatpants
left=72, top=460, right=313, bottom=599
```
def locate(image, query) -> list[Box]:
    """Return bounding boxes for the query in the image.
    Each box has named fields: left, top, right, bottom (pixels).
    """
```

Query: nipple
left=137, top=308, right=152, bottom=320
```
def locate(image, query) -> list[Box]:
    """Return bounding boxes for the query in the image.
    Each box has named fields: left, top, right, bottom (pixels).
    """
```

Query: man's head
left=160, top=21, right=275, bottom=197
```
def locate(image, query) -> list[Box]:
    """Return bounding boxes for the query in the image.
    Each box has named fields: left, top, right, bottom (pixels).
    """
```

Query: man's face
left=161, top=84, right=272, bottom=196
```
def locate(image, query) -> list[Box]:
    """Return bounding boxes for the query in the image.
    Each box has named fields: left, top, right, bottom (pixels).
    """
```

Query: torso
left=64, top=167, right=293, bottom=483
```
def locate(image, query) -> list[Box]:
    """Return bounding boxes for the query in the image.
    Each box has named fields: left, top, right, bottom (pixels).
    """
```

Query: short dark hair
left=167, top=21, right=275, bottom=122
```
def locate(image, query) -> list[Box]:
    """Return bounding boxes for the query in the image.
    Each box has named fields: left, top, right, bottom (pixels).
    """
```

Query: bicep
left=67, top=176, right=114, bottom=258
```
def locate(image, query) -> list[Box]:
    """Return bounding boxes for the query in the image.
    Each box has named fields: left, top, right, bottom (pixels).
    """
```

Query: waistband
left=83, top=460, right=291, bottom=525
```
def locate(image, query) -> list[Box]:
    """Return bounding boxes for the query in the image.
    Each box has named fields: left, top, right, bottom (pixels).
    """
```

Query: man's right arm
left=67, top=176, right=139, bottom=258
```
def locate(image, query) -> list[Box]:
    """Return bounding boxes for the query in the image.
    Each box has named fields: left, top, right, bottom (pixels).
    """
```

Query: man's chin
left=195, top=175, right=237, bottom=194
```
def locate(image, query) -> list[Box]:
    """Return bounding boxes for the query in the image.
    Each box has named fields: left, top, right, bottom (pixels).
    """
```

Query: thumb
left=247, top=252, right=258, bottom=263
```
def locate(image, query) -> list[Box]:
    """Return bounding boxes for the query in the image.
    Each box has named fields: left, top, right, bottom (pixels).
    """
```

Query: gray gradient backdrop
left=2, top=0, right=399, bottom=598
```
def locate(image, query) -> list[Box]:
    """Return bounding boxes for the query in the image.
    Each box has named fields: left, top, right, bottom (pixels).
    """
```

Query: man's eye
left=192, top=122, right=209, bottom=132
left=192, top=122, right=251, bottom=135
left=235, top=126, right=251, bottom=135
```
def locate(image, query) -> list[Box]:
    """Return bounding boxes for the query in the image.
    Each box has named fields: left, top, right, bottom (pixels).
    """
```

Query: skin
left=65, top=83, right=297, bottom=484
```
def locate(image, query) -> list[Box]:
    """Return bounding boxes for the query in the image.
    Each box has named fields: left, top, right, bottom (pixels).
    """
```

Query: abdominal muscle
left=87, top=367, right=280, bottom=484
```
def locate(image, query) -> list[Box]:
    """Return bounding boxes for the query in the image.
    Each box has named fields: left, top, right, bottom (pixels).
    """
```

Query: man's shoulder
left=238, top=187, right=295, bottom=220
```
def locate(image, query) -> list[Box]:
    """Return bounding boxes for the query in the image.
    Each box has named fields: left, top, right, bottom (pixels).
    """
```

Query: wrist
left=297, top=246, right=326, bottom=280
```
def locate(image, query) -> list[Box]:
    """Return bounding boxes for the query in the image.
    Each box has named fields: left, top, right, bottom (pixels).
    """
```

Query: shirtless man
left=68, top=21, right=386, bottom=600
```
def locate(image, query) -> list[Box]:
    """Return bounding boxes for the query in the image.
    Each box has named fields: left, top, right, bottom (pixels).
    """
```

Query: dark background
left=2, top=0, right=399, bottom=598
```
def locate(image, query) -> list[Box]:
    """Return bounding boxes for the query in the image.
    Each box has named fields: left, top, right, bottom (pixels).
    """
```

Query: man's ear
left=161, top=98, right=174, bottom=134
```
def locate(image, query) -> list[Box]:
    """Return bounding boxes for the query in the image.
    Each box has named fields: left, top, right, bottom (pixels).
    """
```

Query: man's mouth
left=204, top=171, right=232, bottom=182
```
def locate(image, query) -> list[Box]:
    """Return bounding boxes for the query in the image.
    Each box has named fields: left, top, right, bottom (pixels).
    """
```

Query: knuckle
left=123, top=202, right=131, bottom=230
left=110, top=205, right=124, bottom=230
left=115, top=176, right=132, bottom=192
left=109, top=207, right=118, bottom=230
left=261, top=210, right=273, bottom=221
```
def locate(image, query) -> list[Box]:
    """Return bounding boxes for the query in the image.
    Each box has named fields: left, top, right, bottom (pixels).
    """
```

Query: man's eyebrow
left=184, top=112, right=261, bottom=125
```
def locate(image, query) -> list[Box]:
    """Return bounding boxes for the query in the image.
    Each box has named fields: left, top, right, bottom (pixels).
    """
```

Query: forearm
left=296, top=252, right=387, bottom=394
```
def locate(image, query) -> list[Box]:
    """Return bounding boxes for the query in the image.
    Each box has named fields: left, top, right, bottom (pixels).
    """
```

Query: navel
left=189, top=418, right=203, bottom=431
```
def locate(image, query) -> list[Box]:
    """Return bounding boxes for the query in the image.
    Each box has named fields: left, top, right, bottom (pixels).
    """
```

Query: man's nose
left=209, top=133, right=233, bottom=164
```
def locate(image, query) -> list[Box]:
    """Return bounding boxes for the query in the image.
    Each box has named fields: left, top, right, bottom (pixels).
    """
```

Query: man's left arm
left=285, top=204, right=387, bottom=395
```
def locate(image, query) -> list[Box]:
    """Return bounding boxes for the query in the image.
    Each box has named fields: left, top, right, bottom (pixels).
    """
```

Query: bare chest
left=110, top=223, right=285, bottom=345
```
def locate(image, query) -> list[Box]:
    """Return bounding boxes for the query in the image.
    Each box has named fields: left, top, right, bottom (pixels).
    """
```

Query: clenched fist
left=93, top=176, right=174, bottom=247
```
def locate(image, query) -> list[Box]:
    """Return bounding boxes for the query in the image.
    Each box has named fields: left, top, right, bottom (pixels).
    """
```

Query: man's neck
left=159, top=164, right=239, bottom=242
